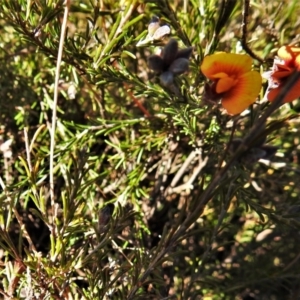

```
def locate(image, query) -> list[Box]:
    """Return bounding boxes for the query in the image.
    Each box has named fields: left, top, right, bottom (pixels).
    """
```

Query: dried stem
left=49, top=0, right=70, bottom=239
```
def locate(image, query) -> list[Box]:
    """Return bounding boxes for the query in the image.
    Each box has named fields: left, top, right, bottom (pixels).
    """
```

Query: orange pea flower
left=264, top=46, right=300, bottom=103
left=200, top=53, right=262, bottom=115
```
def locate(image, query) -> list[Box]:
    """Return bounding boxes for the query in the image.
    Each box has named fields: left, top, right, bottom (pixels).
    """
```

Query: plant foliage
left=0, top=0, right=300, bottom=299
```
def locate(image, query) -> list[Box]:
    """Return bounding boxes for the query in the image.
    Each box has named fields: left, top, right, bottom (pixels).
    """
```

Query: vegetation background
left=0, top=0, right=300, bottom=299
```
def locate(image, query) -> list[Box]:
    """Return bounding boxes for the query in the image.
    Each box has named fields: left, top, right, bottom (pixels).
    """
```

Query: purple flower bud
left=259, top=145, right=277, bottom=159
left=98, top=204, right=114, bottom=232
left=169, top=58, right=190, bottom=75
left=147, top=55, right=165, bottom=72
left=160, top=71, right=174, bottom=86
left=228, top=139, right=277, bottom=163
left=176, top=47, right=193, bottom=60
left=162, top=39, right=178, bottom=66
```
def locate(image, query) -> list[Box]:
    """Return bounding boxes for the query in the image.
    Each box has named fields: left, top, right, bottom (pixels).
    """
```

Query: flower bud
left=169, top=58, right=190, bottom=75
left=160, top=71, right=174, bottom=86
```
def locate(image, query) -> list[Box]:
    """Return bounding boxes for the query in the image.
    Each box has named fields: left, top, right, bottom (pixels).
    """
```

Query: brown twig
left=123, top=81, right=152, bottom=117
left=241, top=0, right=264, bottom=63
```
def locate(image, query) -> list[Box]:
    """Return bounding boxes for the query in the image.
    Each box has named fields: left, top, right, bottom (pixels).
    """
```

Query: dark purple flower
left=147, top=39, right=193, bottom=86
left=229, top=139, right=277, bottom=164
left=98, top=203, right=114, bottom=232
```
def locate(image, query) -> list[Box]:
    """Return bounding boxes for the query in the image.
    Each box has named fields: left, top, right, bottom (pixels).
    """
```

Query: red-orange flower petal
left=266, top=46, right=300, bottom=103
left=221, top=71, right=262, bottom=115
left=266, top=78, right=300, bottom=103
left=201, top=53, right=253, bottom=80
left=278, top=46, right=300, bottom=67
left=271, top=66, right=293, bottom=80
